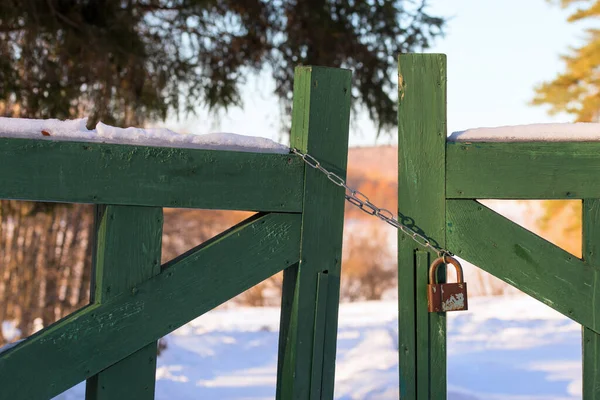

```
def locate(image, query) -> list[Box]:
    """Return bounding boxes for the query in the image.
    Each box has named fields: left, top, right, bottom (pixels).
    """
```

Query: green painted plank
left=85, top=345, right=159, bottom=400
left=276, top=263, right=298, bottom=396
left=583, top=199, right=600, bottom=399
left=277, top=65, right=351, bottom=400
left=0, top=138, right=302, bottom=211
left=447, top=199, right=600, bottom=332
left=415, top=250, right=449, bottom=399
left=583, top=327, right=600, bottom=398
left=85, top=205, right=163, bottom=400
left=415, top=251, right=430, bottom=398
left=397, top=240, right=416, bottom=399
left=310, top=272, right=330, bottom=397
left=447, top=141, right=600, bottom=199
left=90, top=206, right=162, bottom=304
left=428, top=271, right=447, bottom=400
left=398, top=53, right=448, bottom=400
left=0, top=212, right=301, bottom=400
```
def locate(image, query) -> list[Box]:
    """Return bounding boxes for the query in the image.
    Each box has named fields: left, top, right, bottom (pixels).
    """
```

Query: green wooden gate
left=0, top=65, right=351, bottom=400
left=398, top=53, right=600, bottom=399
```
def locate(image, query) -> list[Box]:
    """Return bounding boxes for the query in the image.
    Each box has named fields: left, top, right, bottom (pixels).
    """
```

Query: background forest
left=1, top=0, right=598, bottom=355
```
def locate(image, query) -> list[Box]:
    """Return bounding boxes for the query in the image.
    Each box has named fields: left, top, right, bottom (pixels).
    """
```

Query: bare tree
left=342, top=223, right=396, bottom=301
left=0, top=201, right=93, bottom=345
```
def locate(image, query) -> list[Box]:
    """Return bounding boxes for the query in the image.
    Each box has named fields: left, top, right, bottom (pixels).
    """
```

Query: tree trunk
left=0, top=201, right=94, bottom=340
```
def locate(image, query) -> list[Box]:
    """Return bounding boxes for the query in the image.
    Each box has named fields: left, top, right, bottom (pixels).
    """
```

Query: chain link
left=291, top=148, right=453, bottom=258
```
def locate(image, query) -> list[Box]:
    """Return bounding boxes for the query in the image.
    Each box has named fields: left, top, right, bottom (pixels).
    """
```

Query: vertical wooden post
left=86, top=205, right=163, bottom=400
left=276, top=66, right=352, bottom=400
left=583, top=199, right=600, bottom=399
left=398, top=54, right=447, bottom=399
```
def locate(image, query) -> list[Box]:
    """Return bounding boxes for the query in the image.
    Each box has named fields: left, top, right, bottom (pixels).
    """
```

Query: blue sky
left=165, top=0, right=589, bottom=147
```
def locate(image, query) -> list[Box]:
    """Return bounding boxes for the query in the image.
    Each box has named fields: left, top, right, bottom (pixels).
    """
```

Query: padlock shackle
left=428, top=256, right=464, bottom=284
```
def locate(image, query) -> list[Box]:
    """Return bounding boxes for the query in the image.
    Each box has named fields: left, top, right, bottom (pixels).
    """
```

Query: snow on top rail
left=448, top=123, right=600, bottom=142
left=0, top=117, right=289, bottom=154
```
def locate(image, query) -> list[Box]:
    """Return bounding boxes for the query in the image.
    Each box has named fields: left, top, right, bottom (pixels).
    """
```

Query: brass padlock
left=427, top=256, right=468, bottom=312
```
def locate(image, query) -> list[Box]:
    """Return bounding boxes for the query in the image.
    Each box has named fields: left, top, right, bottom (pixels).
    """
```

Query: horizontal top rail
left=0, top=137, right=304, bottom=212
left=446, top=141, right=600, bottom=199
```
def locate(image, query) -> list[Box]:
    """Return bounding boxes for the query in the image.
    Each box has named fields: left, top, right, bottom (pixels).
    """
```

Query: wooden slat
left=277, top=65, right=351, bottom=400
left=85, top=205, right=163, bottom=400
left=0, top=212, right=301, bottom=400
left=0, top=138, right=303, bottom=211
left=398, top=53, right=447, bottom=400
left=415, top=251, right=430, bottom=398
left=310, top=271, right=330, bottom=396
left=446, top=199, right=600, bottom=332
left=447, top=141, right=600, bottom=199
left=583, top=199, right=600, bottom=399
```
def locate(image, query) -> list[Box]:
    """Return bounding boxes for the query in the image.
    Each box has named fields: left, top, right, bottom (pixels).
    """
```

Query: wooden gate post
left=276, top=66, right=352, bottom=399
left=85, top=205, right=163, bottom=400
left=398, top=54, right=448, bottom=399
left=583, top=199, right=600, bottom=399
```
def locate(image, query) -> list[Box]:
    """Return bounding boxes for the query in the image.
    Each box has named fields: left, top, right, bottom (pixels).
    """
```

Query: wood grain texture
left=277, top=65, right=351, bottom=400
left=0, top=212, right=301, bottom=400
left=85, top=205, right=163, bottom=400
left=310, top=271, right=330, bottom=397
left=398, top=53, right=447, bottom=399
left=0, top=138, right=302, bottom=211
left=447, top=141, right=600, bottom=199
left=447, top=199, right=600, bottom=332
left=583, top=199, right=600, bottom=399
left=415, top=251, right=430, bottom=399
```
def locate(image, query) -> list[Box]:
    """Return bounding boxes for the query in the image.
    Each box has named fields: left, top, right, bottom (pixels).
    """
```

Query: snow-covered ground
left=52, top=295, right=580, bottom=400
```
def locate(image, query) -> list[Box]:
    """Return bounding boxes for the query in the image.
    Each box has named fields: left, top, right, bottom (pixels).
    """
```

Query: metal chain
left=291, top=148, right=453, bottom=258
